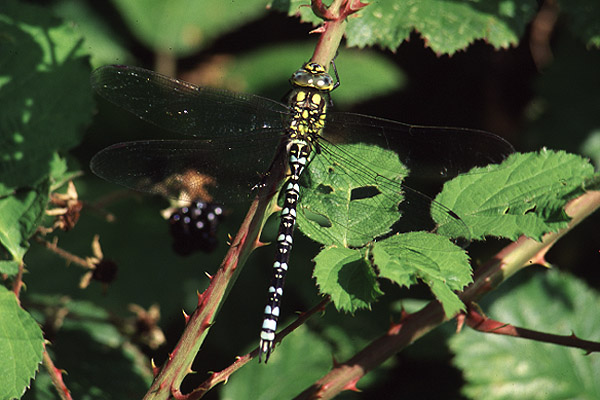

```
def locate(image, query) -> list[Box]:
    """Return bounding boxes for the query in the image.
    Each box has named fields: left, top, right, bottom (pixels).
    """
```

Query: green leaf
left=313, top=246, right=383, bottom=312
left=582, top=130, right=600, bottom=168
left=57, top=299, right=123, bottom=347
left=0, top=182, right=49, bottom=272
left=48, top=154, right=81, bottom=191
left=331, top=51, right=406, bottom=108
left=0, top=154, right=76, bottom=274
left=0, top=1, right=92, bottom=272
left=52, top=0, right=135, bottom=67
left=297, top=142, right=407, bottom=248
left=111, top=0, right=269, bottom=56
left=0, top=287, right=44, bottom=400
left=271, top=0, right=538, bottom=54
left=0, top=0, right=93, bottom=194
left=450, top=269, right=600, bottom=400
left=435, top=150, right=596, bottom=241
left=311, top=233, right=470, bottom=316
left=373, top=232, right=471, bottom=317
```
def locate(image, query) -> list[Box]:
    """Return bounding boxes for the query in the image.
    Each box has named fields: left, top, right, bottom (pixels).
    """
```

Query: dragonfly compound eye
left=290, top=65, right=334, bottom=91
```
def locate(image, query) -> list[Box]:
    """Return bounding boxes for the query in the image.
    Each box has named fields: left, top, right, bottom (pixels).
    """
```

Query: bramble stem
left=43, top=347, right=73, bottom=400
left=295, top=190, right=600, bottom=400
left=465, top=307, right=600, bottom=353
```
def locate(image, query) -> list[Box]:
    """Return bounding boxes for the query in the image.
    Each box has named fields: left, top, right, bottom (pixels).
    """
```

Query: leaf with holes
left=297, top=142, right=407, bottom=248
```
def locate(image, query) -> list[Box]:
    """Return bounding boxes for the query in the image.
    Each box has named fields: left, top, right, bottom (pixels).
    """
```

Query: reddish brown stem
left=11, top=261, right=25, bottom=300
left=529, top=0, right=559, bottom=69
left=33, top=235, right=94, bottom=270
left=43, top=346, right=73, bottom=400
left=465, top=306, right=600, bottom=353
left=311, top=0, right=368, bottom=68
left=181, top=298, right=331, bottom=400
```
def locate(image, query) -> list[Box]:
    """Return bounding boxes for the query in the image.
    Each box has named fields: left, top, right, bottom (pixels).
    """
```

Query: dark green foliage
left=1, top=0, right=599, bottom=399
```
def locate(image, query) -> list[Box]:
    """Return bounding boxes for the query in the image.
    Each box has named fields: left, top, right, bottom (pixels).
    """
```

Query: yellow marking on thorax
left=288, top=88, right=328, bottom=142
left=311, top=93, right=322, bottom=105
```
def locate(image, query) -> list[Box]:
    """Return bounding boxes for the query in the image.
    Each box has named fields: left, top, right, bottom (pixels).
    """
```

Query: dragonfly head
left=290, top=62, right=335, bottom=92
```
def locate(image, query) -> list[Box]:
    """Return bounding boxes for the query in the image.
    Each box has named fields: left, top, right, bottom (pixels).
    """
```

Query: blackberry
left=168, top=201, right=224, bottom=256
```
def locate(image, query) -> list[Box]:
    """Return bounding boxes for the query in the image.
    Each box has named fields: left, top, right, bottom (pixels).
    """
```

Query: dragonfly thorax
left=287, top=88, right=328, bottom=144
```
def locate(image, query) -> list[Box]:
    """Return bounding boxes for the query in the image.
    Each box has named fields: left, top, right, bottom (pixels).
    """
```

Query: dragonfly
left=90, top=62, right=514, bottom=362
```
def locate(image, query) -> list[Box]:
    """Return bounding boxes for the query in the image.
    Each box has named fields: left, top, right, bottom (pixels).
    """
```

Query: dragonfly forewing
left=91, top=65, right=290, bottom=138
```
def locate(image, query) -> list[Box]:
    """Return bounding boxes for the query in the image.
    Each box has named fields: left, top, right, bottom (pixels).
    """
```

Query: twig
left=465, top=306, right=600, bottom=353
left=11, top=261, right=25, bottom=301
left=182, top=298, right=331, bottom=400
left=42, top=346, right=73, bottom=400
left=529, top=0, right=559, bottom=69
left=33, top=235, right=94, bottom=270
left=311, top=0, right=369, bottom=68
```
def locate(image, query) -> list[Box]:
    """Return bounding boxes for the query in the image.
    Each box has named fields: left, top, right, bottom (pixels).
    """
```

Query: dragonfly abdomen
left=259, top=141, right=308, bottom=361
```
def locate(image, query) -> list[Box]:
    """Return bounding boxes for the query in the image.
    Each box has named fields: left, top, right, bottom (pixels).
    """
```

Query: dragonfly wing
left=90, top=133, right=284, bottom=205
left=306, top=111, right=516, bottom=244
left=91, top=65, right=290, bottom=138
left=298, top=141, right=470, bottom=247
left=324, top=112, right=514, bottom=180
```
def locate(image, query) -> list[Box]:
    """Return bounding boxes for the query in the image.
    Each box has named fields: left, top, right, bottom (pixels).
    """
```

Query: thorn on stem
left=341, top=376, right=361, bottom=392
